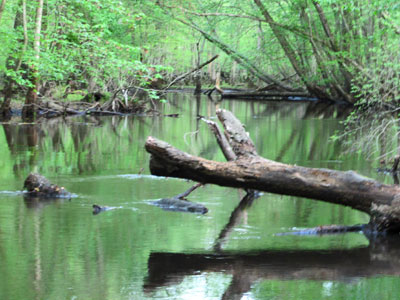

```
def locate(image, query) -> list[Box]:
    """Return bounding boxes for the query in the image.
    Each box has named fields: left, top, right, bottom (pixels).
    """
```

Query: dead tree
left=145, top=109, right=400, bottom=233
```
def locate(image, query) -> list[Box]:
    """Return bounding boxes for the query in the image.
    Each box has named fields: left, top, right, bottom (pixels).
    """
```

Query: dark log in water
left=220, top=90, right=314, bottom=100
left=23, top=173, right=70, bottom=198
left=145, top=109, right=400, bottom=233
left=151, top=198, right=208, bottom=214
left=150, top=183, right=208, bottom=214
left=92, top=204, right=113, bottom=215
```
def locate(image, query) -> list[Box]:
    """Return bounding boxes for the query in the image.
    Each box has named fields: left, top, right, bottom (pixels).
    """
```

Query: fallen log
left=151, top=198, right=208, bottom=214
left=92, top=204, right=118, bottom=215
left=150, top=183, right=208, bottom=214
left=220, top=90, right=315, bottom=100
left=23, top=173, right=71, bottom=198
left=145, top=109, right=400, bottom=233
left=276, top=224, right=368, bottom=236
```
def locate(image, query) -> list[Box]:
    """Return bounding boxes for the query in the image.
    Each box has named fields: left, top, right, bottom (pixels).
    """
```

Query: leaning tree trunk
left=145, top=109, right=400, bottom=233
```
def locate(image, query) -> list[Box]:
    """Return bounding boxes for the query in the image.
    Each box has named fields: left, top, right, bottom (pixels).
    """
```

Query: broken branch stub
left=145, top=109, right=400, bottom=233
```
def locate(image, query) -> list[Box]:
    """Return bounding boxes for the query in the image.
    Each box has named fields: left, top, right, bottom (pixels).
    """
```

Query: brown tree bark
left=145, top=109, right=400, bottom=233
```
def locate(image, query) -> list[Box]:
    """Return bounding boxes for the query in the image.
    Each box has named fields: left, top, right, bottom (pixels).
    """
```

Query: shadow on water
left=142, top=188, right=398, bottom=298
left=144, top=236, right=400, bottom=299
left=144, top=193, right=400, bottom=298
left=23, top=195, right=70, bottom=209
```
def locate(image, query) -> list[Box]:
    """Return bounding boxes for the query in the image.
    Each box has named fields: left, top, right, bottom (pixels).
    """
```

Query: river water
left=0, top=93, right=398, bottom=299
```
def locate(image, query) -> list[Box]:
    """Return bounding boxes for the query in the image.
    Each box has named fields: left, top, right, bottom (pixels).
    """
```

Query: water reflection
left=0, top=94, right=391, bottom=300
left=213, top=191, right=259, bottom=252
left=23, top=195, right=70, bottom=210
left=145, top=236, right=400, bottom=299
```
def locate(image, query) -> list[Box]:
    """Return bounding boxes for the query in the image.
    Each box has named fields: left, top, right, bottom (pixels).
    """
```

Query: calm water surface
left=0, top=93, right=398, bottom=300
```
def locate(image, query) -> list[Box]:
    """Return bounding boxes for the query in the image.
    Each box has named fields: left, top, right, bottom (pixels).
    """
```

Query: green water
left=0, top=93, right=398, bottom=300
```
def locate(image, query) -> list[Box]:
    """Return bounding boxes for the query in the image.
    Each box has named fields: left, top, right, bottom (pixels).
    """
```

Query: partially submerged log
left=152, top=198, right=208, bottom=214
left=92, top=204, right=118, bottom=215
left=145, top=109, right=400, bottom=233
left=220, top=90, right=316, bottom=100
left=277, top=224, right=368, bottom=236
left=23, top=173, right=70, bottom=198
left=150, top=183, right=208, bottom=214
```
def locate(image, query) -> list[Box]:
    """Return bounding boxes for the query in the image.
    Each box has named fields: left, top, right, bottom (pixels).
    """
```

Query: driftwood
left=23, top=98, right=146, bottom=120
left=150, top=183, right=208, bottom=214
left=145, top=109, right=400, bottom=233
left=23, top=173, right=70, bottom=198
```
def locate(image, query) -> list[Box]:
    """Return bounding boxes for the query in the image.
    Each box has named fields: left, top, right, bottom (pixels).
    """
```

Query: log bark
left=151, top=182, right=208, bottom=214
left=145, top=109, right=400, bottom=233
left=23, top=173, right=70, bottom=198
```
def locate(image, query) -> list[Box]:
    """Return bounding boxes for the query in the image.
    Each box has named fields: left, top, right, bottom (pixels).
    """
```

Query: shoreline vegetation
left=0, top=0, right=399, bottom=155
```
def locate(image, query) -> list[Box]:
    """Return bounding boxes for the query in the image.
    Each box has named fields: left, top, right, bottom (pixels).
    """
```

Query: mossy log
left=145, top=109, right=400, bottom=233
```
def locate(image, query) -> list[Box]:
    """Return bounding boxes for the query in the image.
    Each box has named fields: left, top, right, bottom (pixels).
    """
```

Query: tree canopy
left=0, top=0, right=399, bottom=114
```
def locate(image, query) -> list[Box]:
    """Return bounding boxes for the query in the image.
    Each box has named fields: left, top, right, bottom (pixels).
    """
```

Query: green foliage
left=1, top=0, right=400, bottom=107
left=0, top=0, right=171, bottom=105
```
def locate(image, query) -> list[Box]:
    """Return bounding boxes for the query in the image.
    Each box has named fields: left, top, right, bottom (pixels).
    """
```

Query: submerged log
left=145, top=109, right=400, bottom=233
left=151, top=198, right=208, bottom=214
left=23, top=173, right=70, bottom=198
left=220, top=90, right=314, bottom=100
left=150, top=183, right=208, bottom=214
left=92, top=204, right=118, bottom=215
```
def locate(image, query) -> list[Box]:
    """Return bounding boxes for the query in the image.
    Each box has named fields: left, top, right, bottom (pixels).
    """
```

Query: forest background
left=0, top=0, right=399, bottom=133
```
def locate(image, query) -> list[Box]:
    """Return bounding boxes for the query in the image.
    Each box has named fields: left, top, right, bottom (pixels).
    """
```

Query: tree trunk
left=0, top=0, right=6, bottom=23
left=253, top=0, right=354, bottom=104
left=163, top=55, right=219, bottom=90
left=145, top=109, right=400, bottom=233
left=1, top=0, right=28, bottom=117
left=22, top=0, right=44, bottom=119
left=176, top=18, right=295, bottom=92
